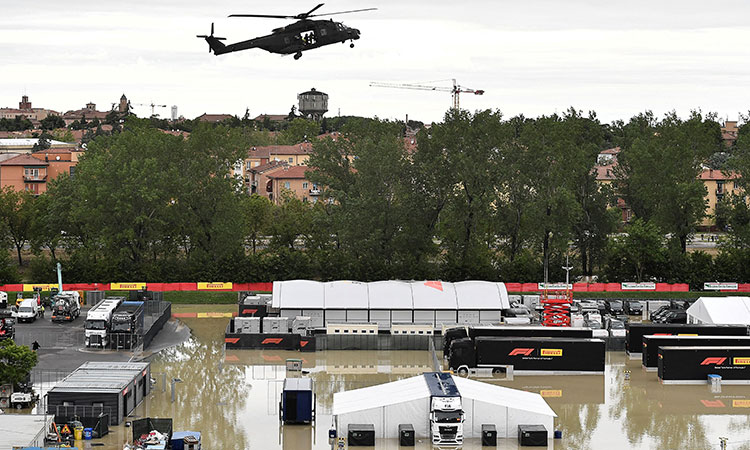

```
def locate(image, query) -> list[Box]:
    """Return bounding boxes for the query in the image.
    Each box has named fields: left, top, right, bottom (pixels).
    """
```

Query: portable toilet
left=281, top=378, right=314, bottom=424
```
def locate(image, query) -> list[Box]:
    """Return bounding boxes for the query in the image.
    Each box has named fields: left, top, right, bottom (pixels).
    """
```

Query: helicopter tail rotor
left=196, top=22, right=227, bottom=54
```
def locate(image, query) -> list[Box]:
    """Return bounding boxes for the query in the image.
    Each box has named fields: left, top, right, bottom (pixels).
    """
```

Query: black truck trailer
left=658, top=346, right=750, bottom=384
left=625, top=324, right=749, bottom=358
left=642, top=335, right=750, bottom=371
left=449, top=336, right=605, bottom=375
left=110, top=301, right=145, bottom=349
left=443, top=326, right=594, bottom=356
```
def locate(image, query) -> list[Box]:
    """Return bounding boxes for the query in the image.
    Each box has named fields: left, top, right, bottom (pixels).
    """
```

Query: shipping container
left=642, top=335, right=750, bottom=371
left=658, top=346, right=750, bottom=384
left=443, top=326, right=593, bottom=360
left=449, top=337, right=605, bottom=375
left=625, top=324, right=749, bottom=358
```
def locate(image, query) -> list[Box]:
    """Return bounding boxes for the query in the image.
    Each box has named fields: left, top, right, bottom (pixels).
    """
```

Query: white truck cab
left=430, top=396, right=464, bottom=445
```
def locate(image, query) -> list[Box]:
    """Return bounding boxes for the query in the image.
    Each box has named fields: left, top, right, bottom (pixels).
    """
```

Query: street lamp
left=171, top=378, right=183, bottom=403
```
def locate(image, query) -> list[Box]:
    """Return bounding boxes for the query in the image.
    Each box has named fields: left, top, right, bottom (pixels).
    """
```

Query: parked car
left=605, top=300, right=624, bottom=315
left=657, top=310, right=688, bottom=324
left=605, top=317, right=626, bottom=337
left=625, top=301, right=644, bottom=315
left=649, top=305, right=671, bottom=322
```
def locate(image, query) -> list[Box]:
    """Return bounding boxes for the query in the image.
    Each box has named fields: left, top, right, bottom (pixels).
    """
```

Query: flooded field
left=34, top=317, right=750, bottom=449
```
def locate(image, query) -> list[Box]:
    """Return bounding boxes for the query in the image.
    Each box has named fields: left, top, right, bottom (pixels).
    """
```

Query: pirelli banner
left=198, top=282, right=233, bottom=290
left=22, top=283, right=58, bottom=292
left=111, top=282, right=147, bottom=291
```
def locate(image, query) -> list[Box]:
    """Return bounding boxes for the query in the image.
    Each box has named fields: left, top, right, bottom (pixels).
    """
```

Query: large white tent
left=687, top=297, right=750, bottom=325
left=271, top=280, right=510, bottom=328
left=333, top=373, right=556, bottom=440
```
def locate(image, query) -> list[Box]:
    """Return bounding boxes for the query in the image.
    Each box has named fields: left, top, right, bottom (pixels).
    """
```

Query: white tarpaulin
left=272, top=280, right=510, bottom=311
left=333, top=373, right=556, bottom=440
left=687, top=297, right=750, bottom=325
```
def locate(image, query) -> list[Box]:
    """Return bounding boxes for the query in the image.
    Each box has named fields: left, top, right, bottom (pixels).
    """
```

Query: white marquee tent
left=271, top=280, right=510, bottom=328
left=687, top=297, right=750, bottom=325
left=333, top=373, right=556, bottom=440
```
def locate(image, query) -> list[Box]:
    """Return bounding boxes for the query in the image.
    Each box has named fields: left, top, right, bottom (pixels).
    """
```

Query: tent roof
left=324, top=281, right=369, bottom=309
left=368, top=280, right=413, bottom=309
left=687, top=297, right=750, bottom=325
left=333, top=373, right=556, bottom=418
left=452, top=376, right=556, bottom=418
left=272, top=280, right=510, bottom=310
left=333, top=374, right=430, bottom=415
left=455, top=281, right=510, bottom=309
left=411, top=281, right=457, bottom=310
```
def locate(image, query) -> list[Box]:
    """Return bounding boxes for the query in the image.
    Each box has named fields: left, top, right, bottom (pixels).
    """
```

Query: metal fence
left=49, top=405, right=117, bottom=425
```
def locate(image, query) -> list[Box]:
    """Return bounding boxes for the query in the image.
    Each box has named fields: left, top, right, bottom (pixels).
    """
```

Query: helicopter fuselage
left=214, top=19, right=360, bottom=56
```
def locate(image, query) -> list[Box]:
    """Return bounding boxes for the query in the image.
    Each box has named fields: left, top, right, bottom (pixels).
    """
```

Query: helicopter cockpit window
left=320, top=28, right=327, bottom=36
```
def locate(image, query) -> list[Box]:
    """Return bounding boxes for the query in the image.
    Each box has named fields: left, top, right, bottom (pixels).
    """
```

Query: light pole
left=171, top=378, right=182, bottom=403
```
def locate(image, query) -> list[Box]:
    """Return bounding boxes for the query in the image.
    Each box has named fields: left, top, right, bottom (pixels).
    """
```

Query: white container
left=292, top=316, right=311, bottom=335
left=263, top=317, right=289, bottom=333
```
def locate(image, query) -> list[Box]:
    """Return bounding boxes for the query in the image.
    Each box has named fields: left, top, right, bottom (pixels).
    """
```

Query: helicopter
left=197, top=3, right=376, bottom=60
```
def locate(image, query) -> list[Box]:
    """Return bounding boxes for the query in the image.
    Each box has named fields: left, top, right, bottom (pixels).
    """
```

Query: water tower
left=297, top=88, right=328, bottom=120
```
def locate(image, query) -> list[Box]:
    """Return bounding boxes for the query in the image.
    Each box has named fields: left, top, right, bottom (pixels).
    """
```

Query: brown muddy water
left=43, top=318, right=750, bottom=449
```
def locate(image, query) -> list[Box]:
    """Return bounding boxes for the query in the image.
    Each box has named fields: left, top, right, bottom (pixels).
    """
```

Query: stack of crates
left=234, top=317, right=261, bottom=334
left=263, top=317, right=289, bottom=333
left=0, top=384, right=11, bottom=409
left=292, top=316, right=311, bottom=335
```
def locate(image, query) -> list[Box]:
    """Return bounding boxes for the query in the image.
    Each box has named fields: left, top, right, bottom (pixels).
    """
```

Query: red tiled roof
left=196, top=113, right=234, bottom=123
left=0, top=153, right=49, bottom=166
left=250, top=160, right=286, bottom=173
left=253, top=114, right=288, bottom=122
left=250, top=143, right=313, bottom=157
left=594, top=164, right=617, bottom=181
left=700, top=169, right=740, bottom=181
left=600, top=147, right=621, bottom=155
left=266, top=165, right=310, bottom=179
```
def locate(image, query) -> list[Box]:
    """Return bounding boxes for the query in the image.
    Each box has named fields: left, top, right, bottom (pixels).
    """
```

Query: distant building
left=196, top=113, right=234, bottom=123
left=700, top=169, right=742, bottom=228
left=0, top=138, right=78, bottom=154
left=245, top=143, right=314, bottom=172
left=0, top=150, right=77, bottom=195
left=265, top=165, right=318, bottom=204
left=62, top=102, right=110, bottom=126
left=722, top=120, right=739, bottom=147
left=298, top=88, right=328, bottom=120
left=118, top=94, right=130, bottom=113
left=0, top=95, right=59, bottom=122
left=253, top=114, right=288, bottom=124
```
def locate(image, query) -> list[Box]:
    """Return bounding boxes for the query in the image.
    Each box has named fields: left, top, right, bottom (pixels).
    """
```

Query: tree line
left=1, top=109, right=750, bottom=288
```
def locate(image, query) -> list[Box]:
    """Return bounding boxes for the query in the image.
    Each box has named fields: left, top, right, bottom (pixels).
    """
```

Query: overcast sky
left=1, top=0, right=749, bottom=124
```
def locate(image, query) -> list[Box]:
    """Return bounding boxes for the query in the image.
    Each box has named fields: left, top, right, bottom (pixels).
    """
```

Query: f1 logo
left=242, top=309, right=258, bottom=315
left=225, top=338, right=240, bottom=344
left=509, top=348, right=534, bottom=356
left=700, top=357, right=727, bottom=365
left=262, top=338, right=283, bottom=345
left=300, top=340, right=309, bottom=347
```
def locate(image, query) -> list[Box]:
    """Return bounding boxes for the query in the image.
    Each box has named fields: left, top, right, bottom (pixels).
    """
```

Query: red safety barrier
left=521, top=283, right=538, bottom=292
left=573, top=283, right=589, bottom=292
left=604, top=283, right=621, bottom=292
left=737, top=284, right=750, bottom=292
left=505, top=283, right=523, bottom=292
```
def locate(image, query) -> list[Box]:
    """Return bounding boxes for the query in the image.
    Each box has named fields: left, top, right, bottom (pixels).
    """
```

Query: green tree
left=0, top=187, right=33, bottom=266
left=615, top=111, right=720, bottom=252
left=0, top=340, right=38, bottom=386
left=623, top=218, right=664, bottom=282
left=40, top=114, right=65, bottom=130
left=276, top=118, right=320, bottom=145
left=244, top=194, right=273, bottom=254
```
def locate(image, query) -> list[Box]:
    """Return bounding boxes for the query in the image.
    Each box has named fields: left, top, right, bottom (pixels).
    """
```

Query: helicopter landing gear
left=294, top=52, right=302, bottom=60
left=350, top=42, right=355, bottom=48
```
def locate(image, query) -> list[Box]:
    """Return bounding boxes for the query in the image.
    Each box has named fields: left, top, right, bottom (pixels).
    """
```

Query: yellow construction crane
left=369, top=79, right=484, bottom=110
left=134, top=102, right=167, bottom=116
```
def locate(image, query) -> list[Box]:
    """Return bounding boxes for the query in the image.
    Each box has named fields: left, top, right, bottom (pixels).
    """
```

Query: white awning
left=366, top=280, right=413, bottom=309
left=687, top=297, right=750, bottom=325
left=454, top=281, right=511, bottom=309
left=333, top=374, right=430, bottom=416
left=272, top=280, right=324, bottom=309
left=411, top=281, right=457, bottom=310
left=324, top=281, right=369, bottom=309
left=452, top=377, right=556, bottom=418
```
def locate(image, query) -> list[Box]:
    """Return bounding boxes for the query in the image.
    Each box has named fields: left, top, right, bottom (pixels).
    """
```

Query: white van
left=16, top=298, right=40, bottom=323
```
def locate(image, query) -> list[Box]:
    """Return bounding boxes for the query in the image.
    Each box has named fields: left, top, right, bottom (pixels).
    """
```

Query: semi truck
left=85, top=297, right=125, bottom=348
left=658, top=346, right=750, bottom=384
left=642, top=335, right=750, bottom=371
left=449, top=336, right=606, bottom=375
left=50, top=291, right=81, bottom=322
left=625, top=323, right=749, bottom=358
left=110, top=301, right=145, bottom=349
left=424, top=372, right=464, bottom=446
left=443, top=325, right=594, bottom=357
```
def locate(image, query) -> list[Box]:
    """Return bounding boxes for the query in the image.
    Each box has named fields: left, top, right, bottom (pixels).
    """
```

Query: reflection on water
left=85, top=320, right=750, bottom=449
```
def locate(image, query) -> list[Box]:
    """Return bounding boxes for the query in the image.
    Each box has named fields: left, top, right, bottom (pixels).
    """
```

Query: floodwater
left=47, top=318, right=750, bottom=449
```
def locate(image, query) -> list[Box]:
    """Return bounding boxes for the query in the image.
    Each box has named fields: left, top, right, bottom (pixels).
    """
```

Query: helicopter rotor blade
left=300, top=3, right=325, bottom=18
left=307, top=7, right=377, bottom=17
left=229, top=14, right=295, bottom=19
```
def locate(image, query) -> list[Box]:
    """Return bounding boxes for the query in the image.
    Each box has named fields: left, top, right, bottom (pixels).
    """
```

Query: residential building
left=196, top=113, right=234, bottom=123
left=721, top=121, right=739, bottom=147
left=245, top=143, right=313, bottom=172
left=593, top=147, right=630, bottom=222
left=246, top=160, right=286, bottom=195
left=0, top=149, right=78, bottom=195
left=700, top=169, right=741, bottom=228
left=265, top=165, right=319, bottom=204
